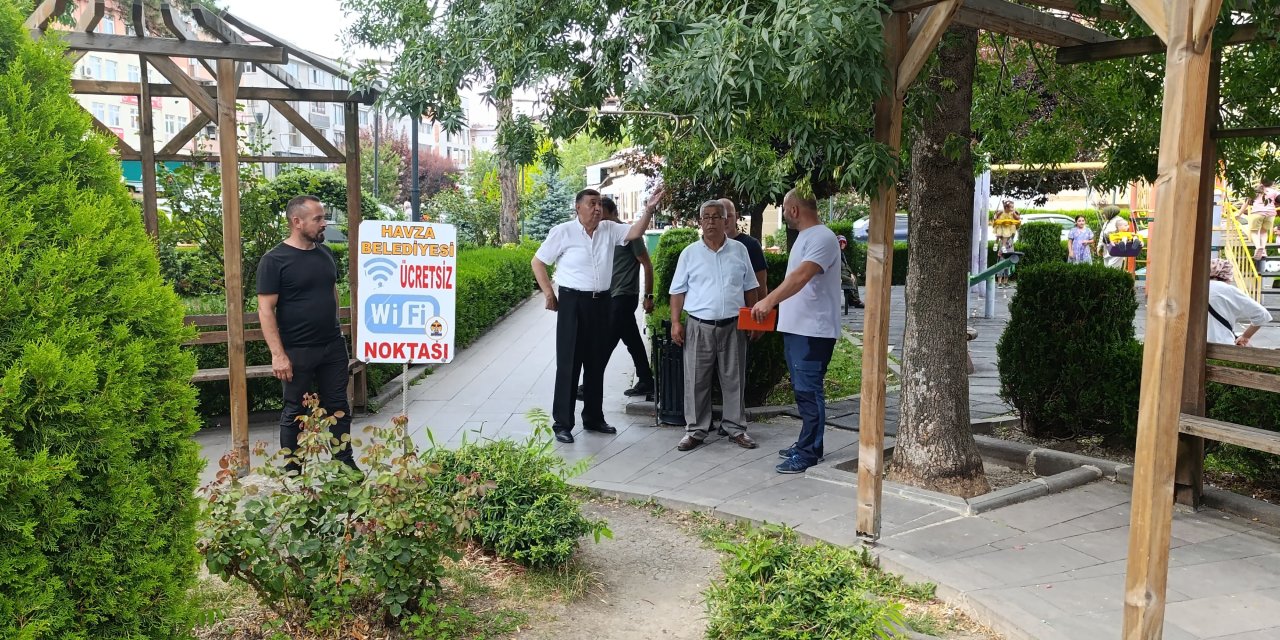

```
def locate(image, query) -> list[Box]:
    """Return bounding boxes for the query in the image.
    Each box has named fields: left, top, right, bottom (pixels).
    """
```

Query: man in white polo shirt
left=669, top=200, right=762, bottom=452
left=751, top=188, right=842, bottom=473
left=532, top=188, right=661, bottom=443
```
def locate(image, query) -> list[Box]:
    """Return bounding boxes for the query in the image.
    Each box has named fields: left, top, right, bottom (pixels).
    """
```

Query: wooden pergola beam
left=42, top=30, right=289, bottom=64
left=953, top=0, right=1115, bottom=47
left=899, top=0, right=960, bottom=97
left=1024, top=0, right=1126, bottom=21
left=160, top=1, right=194, bottom=40
left=1126, top=0, right=1169, bottom=42
left=74, top=0, right=105, bottom=32
left=268, top=99, right=345, bottom=160
left=155, top=154, right=346, bottom=163
left=70, top=79, right=375, bottom=104
left=144, top=55, right=217, bottom=118
left=83, top=107, right=141, bottom=160
left=1057, top=23, right=1259, bottom=63
left=219, top=11, right=346, bottom=78
left=190, top=7, right=301, bottom=89
left=1213, top=125, right=1280, bottom=139
left=24, top=0, right=68, bottom=30
left=158, top=113, right=211, bottom=156
left=1122, top=0, right=1223, bottom=637
left=129, top=0, right=145, bottom=37
left=890, top=0, right=949, bottom=12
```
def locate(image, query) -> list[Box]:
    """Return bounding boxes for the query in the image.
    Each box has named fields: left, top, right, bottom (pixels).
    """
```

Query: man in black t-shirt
left=257, top=195, right=357, bottom=472
left=721, top=198, right=769, bottom=297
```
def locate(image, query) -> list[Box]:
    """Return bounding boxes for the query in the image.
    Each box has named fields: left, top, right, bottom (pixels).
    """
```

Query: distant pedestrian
left=1098, top=206, right=1128, bottom=269
left=257, top=195, right=358, bottom=474
left=750, top=189, right=842, bottom=474
left=1207, top=258, right=1271, bottom=347
left=670, top=200, right=762, bottom=451
left=836, top=235, right=863, bottom=312
left=1244, top=179, right=1278, bottom=260
left=531, top=188, right=660, bottom=444
left=1067, top=216, right=1094, bottom=264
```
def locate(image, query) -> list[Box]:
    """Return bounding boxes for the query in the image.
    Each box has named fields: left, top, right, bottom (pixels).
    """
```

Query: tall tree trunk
left=886, top=26, right=989, bottom=498
left=496, top=96, right=521, bottom=244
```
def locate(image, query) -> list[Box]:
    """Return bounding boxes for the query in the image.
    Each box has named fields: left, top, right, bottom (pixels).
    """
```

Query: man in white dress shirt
left=670, top=200, right=762, bottom=451
left=532, top=188, right=661, bottom=443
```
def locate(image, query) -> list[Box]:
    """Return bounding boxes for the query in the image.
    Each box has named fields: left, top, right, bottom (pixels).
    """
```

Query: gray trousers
left=683, top=320, right=749, bottom=439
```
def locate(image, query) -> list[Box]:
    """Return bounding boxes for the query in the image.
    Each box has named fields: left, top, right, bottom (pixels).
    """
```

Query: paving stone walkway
left=195, top=287, right=1280, bottom=640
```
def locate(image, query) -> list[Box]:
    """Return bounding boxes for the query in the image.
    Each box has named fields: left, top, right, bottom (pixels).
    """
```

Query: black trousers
left=610, top=293, right=654, bottom=384
left=553, top=287, right=612, bottom=430
left=279, top=337, right=356, bottom=470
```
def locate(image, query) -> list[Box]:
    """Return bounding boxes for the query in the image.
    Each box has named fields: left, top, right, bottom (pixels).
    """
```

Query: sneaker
left=778, top=446, right=824, bottom=462
left=624, top=380, right=654, bottom=397
left=775, top=456, right=813, bottom=474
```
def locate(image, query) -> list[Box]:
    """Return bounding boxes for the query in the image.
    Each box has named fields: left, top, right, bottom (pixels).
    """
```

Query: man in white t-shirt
left=750, top=189, right=842, bottom=473
left=532, top=188, right=661, bottom=443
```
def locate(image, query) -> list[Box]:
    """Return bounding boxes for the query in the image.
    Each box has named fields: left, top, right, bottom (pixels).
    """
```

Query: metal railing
left=1220, top=189, right=1263, bottom=302
left=968, top=255, right=1021, bottom=318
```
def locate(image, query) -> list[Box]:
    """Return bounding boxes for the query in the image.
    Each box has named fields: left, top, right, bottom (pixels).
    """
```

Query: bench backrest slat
left=184, top=307, right=353, bottom=328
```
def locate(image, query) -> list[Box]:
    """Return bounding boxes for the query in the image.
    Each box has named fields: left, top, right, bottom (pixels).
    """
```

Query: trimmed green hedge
left=1204, top=375, right=1280, bottom=483
left=997, top=262, right=1142, bottom=441
left=1017, top=221, right=1067, bottom=270
left=189, top=243, right=540, bottom=416
left=0, top=6, right=202, bottom=636
left=648, top=233, right=788, bottom=405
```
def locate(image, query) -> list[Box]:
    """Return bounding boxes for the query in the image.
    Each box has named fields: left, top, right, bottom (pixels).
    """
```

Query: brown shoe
left=677, top=435, right=704, bottom=451
left=728, top=433, right=758, bottom=449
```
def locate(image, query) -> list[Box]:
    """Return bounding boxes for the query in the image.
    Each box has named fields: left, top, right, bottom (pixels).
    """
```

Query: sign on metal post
left=355, top=220, right=457, bottom=364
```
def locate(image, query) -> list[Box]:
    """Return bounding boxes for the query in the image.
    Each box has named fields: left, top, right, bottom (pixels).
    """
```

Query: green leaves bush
left=997, top=262, right=1141, bottom=440
left=705, top=526, right=931, bottom=640
left=0, top=7, right=202, bottom=637
left=454, top=242, right=540, bottom=348
left=1016, top=221, right=1067, bottom=270
left=199, top=400, right=487, bottom=634
left=427, top=410, right=610, bottom=568
left=1205, top=376, right=1280, bottom=484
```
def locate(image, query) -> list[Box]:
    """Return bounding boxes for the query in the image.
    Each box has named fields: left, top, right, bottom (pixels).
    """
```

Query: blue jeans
left=783, top=333, right=836, bottom=466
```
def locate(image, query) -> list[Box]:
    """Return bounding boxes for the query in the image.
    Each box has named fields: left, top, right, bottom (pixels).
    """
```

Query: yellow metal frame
left=1219, top=187, right=1263, bottom=302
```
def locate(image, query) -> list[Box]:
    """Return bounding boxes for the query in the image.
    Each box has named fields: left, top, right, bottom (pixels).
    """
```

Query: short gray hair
left=699, top=200, right=726, bottom=218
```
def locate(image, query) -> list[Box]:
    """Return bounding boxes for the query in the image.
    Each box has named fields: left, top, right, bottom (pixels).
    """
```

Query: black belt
left=560, top=286, right=609, bottom=299
left=689, top=315, right=737, bottom=327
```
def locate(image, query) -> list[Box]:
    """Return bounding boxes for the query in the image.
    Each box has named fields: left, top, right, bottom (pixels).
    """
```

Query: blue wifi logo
left=364, top=258, right=398, bottom=288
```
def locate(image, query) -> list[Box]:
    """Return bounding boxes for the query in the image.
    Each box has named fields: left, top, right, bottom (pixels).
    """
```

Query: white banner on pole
left=355, top=220, right=457, bottom=364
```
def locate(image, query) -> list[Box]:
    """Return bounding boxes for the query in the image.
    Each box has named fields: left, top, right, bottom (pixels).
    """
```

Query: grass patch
left=764, top=336, right=864, bottom=406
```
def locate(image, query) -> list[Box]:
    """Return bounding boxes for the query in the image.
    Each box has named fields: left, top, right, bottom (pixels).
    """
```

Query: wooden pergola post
left=1122, top=0, right=1222, bottom=636
left=138, top=60, right=159, bottom=237
left=216, top=57, right=250, bottom=473
left=344, top=102, right=367, bottom=408
left=858, top=1, right=959, bottom=543
left=1175, top=50, right=1221, bottom=508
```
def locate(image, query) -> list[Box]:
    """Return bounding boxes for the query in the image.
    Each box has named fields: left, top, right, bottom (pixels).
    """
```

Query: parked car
left=987, top=213, right=1075, bottom=243
left=851, top=213, right=910, bottom=242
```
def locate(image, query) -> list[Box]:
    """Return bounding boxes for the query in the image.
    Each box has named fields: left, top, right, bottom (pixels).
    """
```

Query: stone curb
left=1202, top=487, right=1280, bottom=529
left=573, top=482, right=1045, bottom=640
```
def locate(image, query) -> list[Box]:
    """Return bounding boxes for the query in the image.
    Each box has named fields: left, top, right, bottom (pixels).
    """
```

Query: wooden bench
left=183, top=308, right=368, bottom=408
left=1178, top=343, right=1280, bottom=454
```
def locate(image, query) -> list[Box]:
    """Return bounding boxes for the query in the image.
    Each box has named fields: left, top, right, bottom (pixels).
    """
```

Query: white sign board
left=355, top=220, right=456, bottom=364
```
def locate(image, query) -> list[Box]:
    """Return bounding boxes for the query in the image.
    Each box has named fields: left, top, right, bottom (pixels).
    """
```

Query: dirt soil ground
left=511, top=501, right=721, bottom=640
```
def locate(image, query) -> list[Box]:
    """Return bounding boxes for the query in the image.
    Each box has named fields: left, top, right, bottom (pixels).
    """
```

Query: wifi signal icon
left=364, top=258, right=398, bottom=288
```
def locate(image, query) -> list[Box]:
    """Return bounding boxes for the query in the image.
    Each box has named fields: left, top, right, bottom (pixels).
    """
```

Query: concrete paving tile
left=1041, top=610, right=1197, bottom=640
left=881, top=515, right=1022, bottom=561
left=970, top=584, right=1070, bottom=619
left=982, top=483, right=1130, bottom=533
left=795, top=512, right=859, bottom=546
left=942, top=541, right=1108, bottom=585
left=1172, top=513, right=1247, bottom=544
left=990, top=521, right=1092, bottom=551
left=1165, top=591, right=1280, bottom=638
left=1168, top=557, right=1280, bottom=599
left=879, top=508, right=957, bottom=538
left=1170, top=534, right=1280, bottom=567
left=1209, top=629, right=1280, bottom=640
left=1058, top=526, right=1138, bottom=563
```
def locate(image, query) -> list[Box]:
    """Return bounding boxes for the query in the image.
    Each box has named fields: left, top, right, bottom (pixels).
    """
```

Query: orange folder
left=738, top=307, right=778, bottom=332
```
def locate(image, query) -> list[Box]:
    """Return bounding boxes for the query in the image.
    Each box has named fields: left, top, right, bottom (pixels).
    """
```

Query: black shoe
left=554, top=430, right=575, bottom=444
left=624, top=380, right=654, bottom=397
left=853, top=300, right=864, bottom=309
left=583, top=422, right=617, bottom=434
left=576, top=384, right=585, bottom=401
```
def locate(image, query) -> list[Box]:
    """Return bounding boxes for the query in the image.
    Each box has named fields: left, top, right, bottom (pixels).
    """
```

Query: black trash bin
left=653, top=320, right=686, bottom=426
